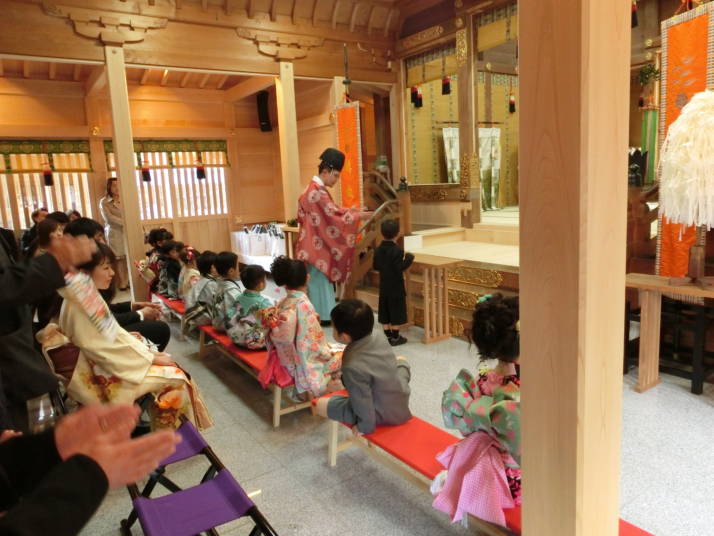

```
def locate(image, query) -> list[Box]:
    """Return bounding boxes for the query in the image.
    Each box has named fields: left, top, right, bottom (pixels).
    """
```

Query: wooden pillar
left=519, top=0, right=630, bottom=535
left=104, top=44, right=144, bottom=301
left=391, top=61, right=408, bottom=184
left=275, top=62, right=301, bottom=221
left=331, top=76, right=345, bottom=202
left=84, top=97, right=108, bottom=221
left=224, top=102, right=241, bottom=229
left=456, top=12, right=480, bottom=227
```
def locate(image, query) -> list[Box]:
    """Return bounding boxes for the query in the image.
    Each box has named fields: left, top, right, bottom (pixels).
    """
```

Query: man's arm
left=0, top=254, right=65, bottom=308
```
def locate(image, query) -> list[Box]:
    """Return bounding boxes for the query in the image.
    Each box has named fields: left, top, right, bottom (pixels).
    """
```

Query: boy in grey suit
left=316, top=299, right=412, bottom=435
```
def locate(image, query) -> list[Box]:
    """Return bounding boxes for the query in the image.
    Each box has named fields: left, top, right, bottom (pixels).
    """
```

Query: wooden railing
left=342, top=171, right=407, bottom=299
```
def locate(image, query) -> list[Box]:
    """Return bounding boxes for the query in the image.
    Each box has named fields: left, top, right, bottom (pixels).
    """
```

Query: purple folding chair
left=121, top=418, right=277, bottom=536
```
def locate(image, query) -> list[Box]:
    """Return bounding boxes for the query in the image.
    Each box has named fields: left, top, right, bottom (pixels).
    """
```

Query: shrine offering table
left=626, top=273, right=714, bottom=393
left=281, top=225, right=299, bottom=259
left=408, top=254, right=462, bottom=344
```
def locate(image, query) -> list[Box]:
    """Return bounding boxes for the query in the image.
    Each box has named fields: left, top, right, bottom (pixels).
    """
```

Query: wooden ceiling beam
left=159, top=69, right=170, bottom=86
left=140, top=69, right=152, bottom=85
left=384, top=8, right=396, bottom=37
left=312, top=0, right=320, bottom=27
left=215, top=74, right=229, bottom=89
left=85, top=66, right=107, bottom=96
left=180, top=71, right=192, bottom=87
left=0, top=60, right=4, bottom=78
left=22, top=61, right=31, bottom=79
left=396, top=0, right=442, bottom=19
left=366, top=4, right=377, bottom=36
left=349, top=2, right=362, bottom=32
left=270, top=0, right=278, bottom=21
left=48, top=62, right=57, bottom=80
left=201, top=0, right=208, bottom=11
left=199, top=73, right=211, bottom=88
left=292, top=0, right=299, bottom=25
left=331, top=0, right=342, bottom=29
left=223, top=75, right=274, bottom=102
left=248, top=0, right=257, bottom=18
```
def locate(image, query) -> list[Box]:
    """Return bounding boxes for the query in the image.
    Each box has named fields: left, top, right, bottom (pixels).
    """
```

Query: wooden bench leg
left=272, top=387, right=281, bottom=428
left=328, top=420, right=339, bottom=467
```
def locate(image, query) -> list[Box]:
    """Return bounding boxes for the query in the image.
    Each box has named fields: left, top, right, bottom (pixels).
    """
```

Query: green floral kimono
left=441, top=367, right=521, bottom=464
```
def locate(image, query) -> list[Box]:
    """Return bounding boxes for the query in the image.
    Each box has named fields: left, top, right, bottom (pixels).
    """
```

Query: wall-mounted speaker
left=257, top=90, right=272, bottom=132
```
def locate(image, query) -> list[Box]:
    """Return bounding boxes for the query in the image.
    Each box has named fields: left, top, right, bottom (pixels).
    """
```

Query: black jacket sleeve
left=402, top=252, right=415, bottom=271
left=109, top=301, right=132, bottom=314
left=109, top=302, right=140, bottom=326
left=0, top=254, right=65, bottom=309
left=0, top=455, right=108, bottom=536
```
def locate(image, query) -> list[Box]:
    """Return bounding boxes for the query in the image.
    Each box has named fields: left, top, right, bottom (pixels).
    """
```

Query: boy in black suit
left=373, top=219, right=414, bottom=346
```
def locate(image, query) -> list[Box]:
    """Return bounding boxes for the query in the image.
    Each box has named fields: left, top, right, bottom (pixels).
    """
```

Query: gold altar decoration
left=456, top=29, right=468, bottom=67
left=459, top=152, right=478, bottom=189
left=448, top=266, right=504, bottom=287
left=397, top=25, right=445, bottom=54
left=449, top=288, right=482, bottom=310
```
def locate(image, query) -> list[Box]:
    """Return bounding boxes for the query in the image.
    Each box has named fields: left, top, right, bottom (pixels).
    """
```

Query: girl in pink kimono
left=267, top=256, right=342, bottom=397
left=432, top=294, right=521, bottom=528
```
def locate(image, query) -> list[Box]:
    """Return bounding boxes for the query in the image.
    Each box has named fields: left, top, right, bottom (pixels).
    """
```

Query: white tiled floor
left=82, top=315, right=714, bottom=536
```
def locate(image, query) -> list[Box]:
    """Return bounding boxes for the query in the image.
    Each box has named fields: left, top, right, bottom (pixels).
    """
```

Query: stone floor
left=81, top=316, right=714, bottom=536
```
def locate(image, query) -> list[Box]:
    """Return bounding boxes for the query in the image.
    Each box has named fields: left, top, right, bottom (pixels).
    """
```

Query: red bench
left=151, top=293, right=187, bottom=338
left=198, top=325, right=313, bottom=427
left=314, top=391, right=653, bottom=536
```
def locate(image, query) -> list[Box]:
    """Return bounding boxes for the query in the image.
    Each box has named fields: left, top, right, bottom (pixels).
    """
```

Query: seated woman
left=432, top=294, right=521, bottom=527
left=38, top=242, right=212, bottom=431
left=267, top=256, right=342, bottom=397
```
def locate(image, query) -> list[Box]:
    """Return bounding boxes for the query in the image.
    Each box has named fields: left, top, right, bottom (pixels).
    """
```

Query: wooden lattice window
left=0, top=140, right=93, bottom=230
left=106, top=140, right=229, bottom=222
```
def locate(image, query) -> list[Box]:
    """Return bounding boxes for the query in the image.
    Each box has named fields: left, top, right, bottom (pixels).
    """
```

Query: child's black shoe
left=389, top=335, right=407, bottom=346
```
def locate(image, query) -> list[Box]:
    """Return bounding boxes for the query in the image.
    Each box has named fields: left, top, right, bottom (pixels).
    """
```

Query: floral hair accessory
left=477, top=294, right=493, bottom=304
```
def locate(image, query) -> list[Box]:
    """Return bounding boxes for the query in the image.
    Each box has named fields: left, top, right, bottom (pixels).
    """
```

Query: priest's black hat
left=319, top=148, right=345, bottom=172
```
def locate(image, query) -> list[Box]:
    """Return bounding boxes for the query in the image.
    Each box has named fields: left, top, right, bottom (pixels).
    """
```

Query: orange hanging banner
left=658, top=8, right=710, bottom=277
left=335, top=102, right=363, bottom=209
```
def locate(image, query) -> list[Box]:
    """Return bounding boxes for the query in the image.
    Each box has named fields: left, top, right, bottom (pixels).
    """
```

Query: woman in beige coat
left=99, top=177, right=129, bottom=290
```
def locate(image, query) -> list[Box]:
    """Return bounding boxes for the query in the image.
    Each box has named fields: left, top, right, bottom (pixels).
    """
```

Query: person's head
left=271, top=255, right=308, bottom=290
left=214, top=251, right=238, bottom=279
left=46, top=211, right=70, bottom=226
left=106, top=177, right=119, bottom=198
left=78, top=241, right=117, bottom=294
left=64, top=217, right=106, bottom=243
left=180, top=246, right=198, bottom=267
left=160, top=240, right=184, bottom=261
left=241, top=265, right=267, bottom=292
left=31, top=207, right=48, bottom=224
left=317, top=148, right=345, bottom=188
left=470, top=294, right=519, bottom=363
left=37, top=218, right=64, bottom=249
left=66, top=209, right=82, bottom=222
left=197, top=250, right=218, bottom=277
left=380, top=219, right=400, bottom=241
left=330, top=299, right=374, bottom=344
left=146, top=228, right=172, bottom=249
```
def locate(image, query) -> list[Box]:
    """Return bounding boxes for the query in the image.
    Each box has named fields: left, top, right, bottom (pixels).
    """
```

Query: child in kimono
left=211, top=251, right=243, bottom=332
left=184, top=250, right=218, bottom=329
left=432, top=294, right=521, bottom=527
left=267, top=256, right=342, bottom=397
left=157, top=240, right=183, bottom=299
left=144, top=228, right=173, bottom=291
left=178, top=246, right=201, bottom=300
left=316, top=299, right=411, bottom=435
left=227, top=265, right=273, bottom=349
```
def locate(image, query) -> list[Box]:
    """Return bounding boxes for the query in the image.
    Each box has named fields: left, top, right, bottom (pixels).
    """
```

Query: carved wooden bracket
left=236, top=27, right=324, bottom=61
left=42, top=1, right=167, bottom=45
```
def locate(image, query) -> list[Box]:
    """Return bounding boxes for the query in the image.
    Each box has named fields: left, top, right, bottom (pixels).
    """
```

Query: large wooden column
left=331, top=76, right=345, bottom=202
left=104, top=44, right=144, bottom=301
left=519, top=1, right=630, bottom=535
left=275, top=61, right=301, bottom=221
left=456, top=12, right=479, bottom=227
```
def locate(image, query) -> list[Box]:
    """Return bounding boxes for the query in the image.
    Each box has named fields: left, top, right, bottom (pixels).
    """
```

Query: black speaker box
left=257, top=90, right=272, bottom=132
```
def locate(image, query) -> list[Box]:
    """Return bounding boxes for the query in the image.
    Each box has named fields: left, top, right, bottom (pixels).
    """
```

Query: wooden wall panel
left=0, top=95, right=87, bottom=127
left=296, top=79, right=334, bottom=190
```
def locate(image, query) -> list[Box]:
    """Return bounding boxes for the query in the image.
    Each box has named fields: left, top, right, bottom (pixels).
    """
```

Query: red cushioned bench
left=151, top=293, right=187, bottom=338
left=314, top=391, right=653, bottom=536
left=198, top=325, right=313, bottom=427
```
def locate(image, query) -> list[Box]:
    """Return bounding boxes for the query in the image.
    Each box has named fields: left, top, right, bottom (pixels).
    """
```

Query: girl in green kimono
left=440, top=294, right=521, bottom=501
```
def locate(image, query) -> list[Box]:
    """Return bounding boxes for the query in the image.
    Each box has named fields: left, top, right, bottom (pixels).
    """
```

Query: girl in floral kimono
left=40, top=242, right=212, bottom=431
left=267, top=256, right=342, bottom=397
left=432, top=294, right=521, bottom=527
left=178, top=246, right=201, bottom=300
left=227, top=265, right=273, bottom=350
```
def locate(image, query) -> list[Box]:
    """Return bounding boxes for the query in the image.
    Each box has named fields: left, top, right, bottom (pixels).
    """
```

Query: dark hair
left=318, top=161, right=332, bottom=174
left=79, top=242, right=118, bottom=303
left=180, top=246, right=197, bottom=264
left=271, top=255, right=307, bottom=289
left=146, top=228, right=172, bottom=247
left=214, top=251, right=238, bottom=277
left=241, top=265, right=267, bottom=291
left=37, top=218, right=61, bottom=249
left=470, top=294, right=519, bottom=362
left=380, top=219, right=399, bottom=240
left=64, top=218, right=105, bottom=240
left=31, top=207, right=48, bottom=222
left=159, top=240, right=184, bottom=256
left=106, top=177, right=117, bottom=198
left=66, top=209, right=82, bottom=220
left=331, top=299, right=374, bottom=342
left=197, top=250, right=217, bottom=277
left=46, top=211, right=70, bottom=225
